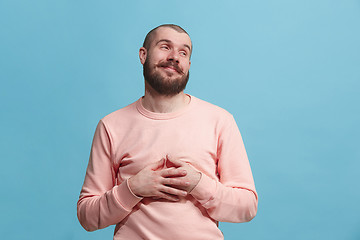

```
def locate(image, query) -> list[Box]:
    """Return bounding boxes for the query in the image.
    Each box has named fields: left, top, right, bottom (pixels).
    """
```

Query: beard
left=143, top=58, right=189, bottom=96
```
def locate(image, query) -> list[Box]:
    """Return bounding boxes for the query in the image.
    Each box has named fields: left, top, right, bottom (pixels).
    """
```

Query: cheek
left=183, top=62, right=191, bottom=72
left=150, top=50, right=167, bottom=61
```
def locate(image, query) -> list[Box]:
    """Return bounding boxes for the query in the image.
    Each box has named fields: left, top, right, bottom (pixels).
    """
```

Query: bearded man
left=77, top=24, right=258, bottom=240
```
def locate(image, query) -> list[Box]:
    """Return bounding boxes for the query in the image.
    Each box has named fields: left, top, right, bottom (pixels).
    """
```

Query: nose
left=167, top=50, right=179, bottom=63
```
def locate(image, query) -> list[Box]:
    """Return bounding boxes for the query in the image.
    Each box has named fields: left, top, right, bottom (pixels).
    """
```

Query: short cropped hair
left=142, top=24, right=192, bottom=54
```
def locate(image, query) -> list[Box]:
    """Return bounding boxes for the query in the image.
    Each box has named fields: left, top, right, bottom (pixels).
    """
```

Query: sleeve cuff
left=189, top=173, right=217, bottom=204
left=114, top=179, right=143, bottom=211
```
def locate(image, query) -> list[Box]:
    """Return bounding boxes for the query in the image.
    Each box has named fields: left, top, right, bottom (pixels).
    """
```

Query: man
left=77, top=24, right=258, bottom=240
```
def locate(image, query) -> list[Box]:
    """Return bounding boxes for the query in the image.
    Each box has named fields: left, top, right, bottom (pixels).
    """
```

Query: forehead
left=152, top=27, right=192, bottom=50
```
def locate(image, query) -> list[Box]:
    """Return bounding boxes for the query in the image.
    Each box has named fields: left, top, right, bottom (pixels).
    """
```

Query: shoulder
left=100, top=99, right=139, bottom=127
left=191, top=95, right=234, bottom=121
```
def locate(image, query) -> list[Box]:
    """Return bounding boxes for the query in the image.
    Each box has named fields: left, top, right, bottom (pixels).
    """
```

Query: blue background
left=1, top=1, right=359, bottom=239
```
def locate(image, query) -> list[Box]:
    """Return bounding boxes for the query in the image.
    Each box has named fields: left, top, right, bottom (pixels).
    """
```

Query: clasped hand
left=128, top=155, right=201, bottom=201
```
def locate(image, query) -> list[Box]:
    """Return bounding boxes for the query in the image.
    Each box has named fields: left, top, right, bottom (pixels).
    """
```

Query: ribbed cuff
left=189, top=173, right=217, bottom=204
left=114, top=179, right=143, bottom=211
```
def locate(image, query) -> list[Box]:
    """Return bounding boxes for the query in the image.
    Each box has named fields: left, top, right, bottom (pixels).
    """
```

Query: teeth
left=165, top=67, right=176, bottom=71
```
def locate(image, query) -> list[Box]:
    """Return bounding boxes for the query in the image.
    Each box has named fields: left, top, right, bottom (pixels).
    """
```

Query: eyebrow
left=156, top=39, right=191, bottom=52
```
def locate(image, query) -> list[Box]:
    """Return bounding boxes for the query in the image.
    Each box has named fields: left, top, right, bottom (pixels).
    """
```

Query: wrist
left=128, top=177, right=142, bottom=198
left=189, top=172, right=202, bottom=192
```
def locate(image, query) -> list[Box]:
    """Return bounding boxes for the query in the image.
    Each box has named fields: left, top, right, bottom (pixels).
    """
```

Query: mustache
left=157, top=61, right=184, bottom=74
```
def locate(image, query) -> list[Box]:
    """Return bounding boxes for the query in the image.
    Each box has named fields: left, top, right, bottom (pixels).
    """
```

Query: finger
left=166, top=155, right=185, bottom=168
left=160, top=168, right=187, bottom=178
left=157, top=192, right=180, bottom=202
left=159, top=185, right=188, bottom=197
left=161, top=177, right=190, bottom=187
left=147, top=158, right=165, bottom=170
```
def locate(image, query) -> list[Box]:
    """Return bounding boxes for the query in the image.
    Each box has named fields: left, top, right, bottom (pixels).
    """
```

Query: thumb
left=148, top=158, right=165, bottom=170
left=166, top=155, right=184, bottom=168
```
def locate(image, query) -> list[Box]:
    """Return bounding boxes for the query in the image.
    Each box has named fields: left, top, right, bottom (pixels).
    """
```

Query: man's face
left=140, top=27, right=192, bottom=96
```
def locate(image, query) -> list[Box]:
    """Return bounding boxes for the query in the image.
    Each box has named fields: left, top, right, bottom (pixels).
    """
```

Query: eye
left=179, top=51, right=187, bottom=57
left=160, top=45, right=169, bottom=50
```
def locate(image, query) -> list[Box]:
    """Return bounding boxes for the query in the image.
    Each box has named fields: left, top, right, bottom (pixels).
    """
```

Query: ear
left=139, top=47, right=147, bottom=65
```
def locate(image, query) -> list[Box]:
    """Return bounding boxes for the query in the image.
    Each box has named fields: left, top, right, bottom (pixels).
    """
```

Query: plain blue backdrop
left=1, top=1, right=359, bottom=239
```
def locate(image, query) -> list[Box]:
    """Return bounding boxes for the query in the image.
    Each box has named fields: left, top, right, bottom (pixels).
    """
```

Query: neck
left=142, top=83, right=190, bottom=113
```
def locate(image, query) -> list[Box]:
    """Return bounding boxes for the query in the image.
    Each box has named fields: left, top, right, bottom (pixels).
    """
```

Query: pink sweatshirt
left=77, top=95, right=258, bottom=240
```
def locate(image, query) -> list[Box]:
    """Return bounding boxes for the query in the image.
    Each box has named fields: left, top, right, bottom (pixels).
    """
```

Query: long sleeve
left=189, top=115, right=258, bottom=223
left=77, top=120, right=142, bottom=231
left=77, top=97, right=258, bottom=239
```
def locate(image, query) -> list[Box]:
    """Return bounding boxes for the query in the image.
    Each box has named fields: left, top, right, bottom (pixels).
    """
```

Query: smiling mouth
left=158, top=62, right=183, bottom=74
left=162, top=66, right=177, bottom=72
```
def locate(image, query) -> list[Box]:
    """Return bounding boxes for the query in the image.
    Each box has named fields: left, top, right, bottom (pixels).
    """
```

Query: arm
left=190, top=115, right=258, bottom=223
left=77, top=120, right=191, bottom=231
left=77, top=120, right=142, bottom=231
